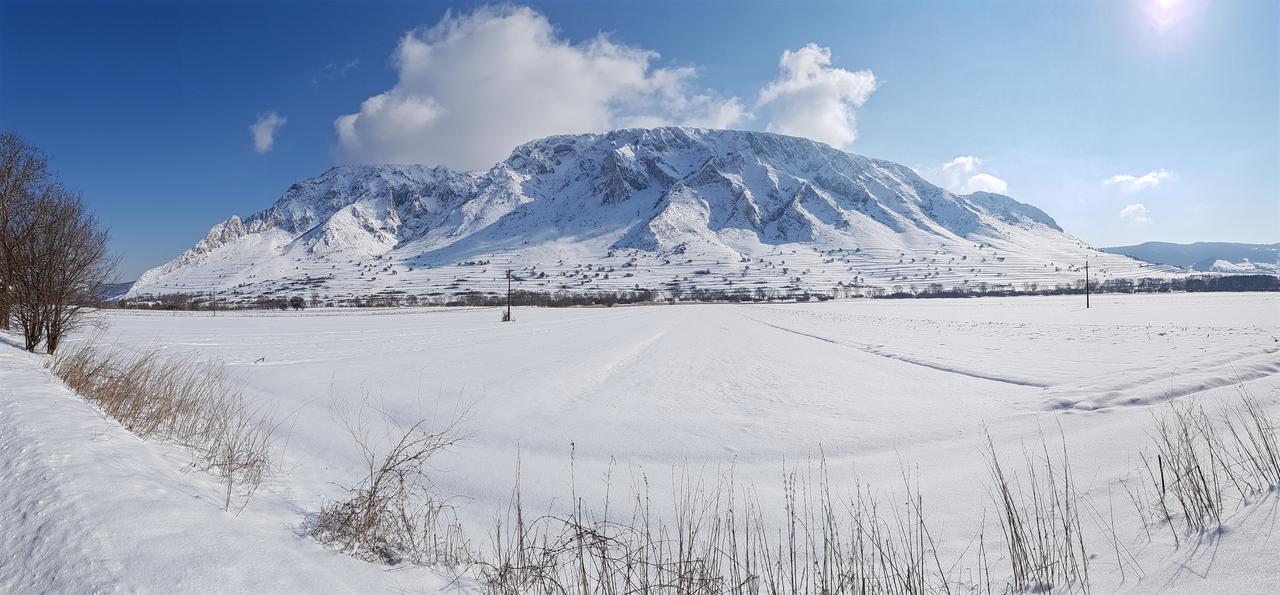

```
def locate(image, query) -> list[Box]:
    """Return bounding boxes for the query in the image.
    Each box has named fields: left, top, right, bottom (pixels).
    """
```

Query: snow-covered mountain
left=1206, top=259, right=1280, bottom=274
left=129, top=128, right=1177, bottom=301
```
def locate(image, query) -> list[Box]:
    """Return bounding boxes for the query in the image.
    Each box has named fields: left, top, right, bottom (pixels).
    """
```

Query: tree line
left=0, top=132, right=115, bottom=353
left=116, top=271, right=1278, bottom=313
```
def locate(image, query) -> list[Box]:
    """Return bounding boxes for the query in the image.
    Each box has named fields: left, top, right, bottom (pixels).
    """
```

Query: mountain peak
left=128, top=127, right=1167, bottom=300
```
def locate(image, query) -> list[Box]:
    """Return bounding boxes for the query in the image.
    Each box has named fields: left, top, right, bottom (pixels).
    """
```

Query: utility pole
left=1085, top=257, right=1090, bottom=309
left=502, top=269, right=512, bottom=322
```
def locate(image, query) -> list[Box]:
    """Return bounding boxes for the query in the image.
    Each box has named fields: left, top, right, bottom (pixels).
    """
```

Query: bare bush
left=309, top=402, right=470, bottom=566
left=51, top=339, right=278, bottom=510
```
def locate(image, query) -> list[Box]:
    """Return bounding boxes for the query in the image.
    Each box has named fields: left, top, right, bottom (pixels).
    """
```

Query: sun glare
left=1148, top=0, right=1192, bottom=31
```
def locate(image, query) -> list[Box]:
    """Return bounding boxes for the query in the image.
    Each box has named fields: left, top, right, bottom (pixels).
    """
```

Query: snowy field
left=3, top=292, right=1279, bottom=593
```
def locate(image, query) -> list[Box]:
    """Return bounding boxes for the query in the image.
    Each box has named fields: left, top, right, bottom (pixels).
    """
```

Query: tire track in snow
left=1040, top=345, right=1280, bottom=410
left=744, top=316, right=1049, bottom=388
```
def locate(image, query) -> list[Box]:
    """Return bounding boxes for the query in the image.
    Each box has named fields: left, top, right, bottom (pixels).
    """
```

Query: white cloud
left=334, top=6, right=746, bottom=170
left=1103, top=169, right=1170, bottom=192
left=315, top=59, right=359, bottom=84
left=250, top=112, right=286, bottom=154
left=756, top=44, right=876, bottom=149
left=918, top=155, right=1009, bottom=195
left=1119, top=202, right=1152, bottom=224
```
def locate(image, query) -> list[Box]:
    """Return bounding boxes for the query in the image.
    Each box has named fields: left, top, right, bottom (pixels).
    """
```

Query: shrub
left=309, top=403, right=470, bottom=566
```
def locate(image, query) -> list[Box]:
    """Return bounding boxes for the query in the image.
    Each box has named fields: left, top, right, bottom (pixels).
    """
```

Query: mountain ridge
left=129, top=127, right=1176, bottom=300
left=1101, top=241, right=1279, bottom=273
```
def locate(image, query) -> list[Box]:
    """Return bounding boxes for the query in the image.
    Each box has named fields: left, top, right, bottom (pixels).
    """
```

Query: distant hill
left=1101, top=241, right=1279, bottom=272
left=99, top=281, right=135, bottom=301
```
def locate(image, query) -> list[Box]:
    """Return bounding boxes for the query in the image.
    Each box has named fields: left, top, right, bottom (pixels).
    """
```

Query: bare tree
left=37, top=192, right=114, bottom=353
left=0, top=132, right=53, bottom=333
left=5, top=209, right=46, bottom=350
left=0, top=132, right=114, bottom=353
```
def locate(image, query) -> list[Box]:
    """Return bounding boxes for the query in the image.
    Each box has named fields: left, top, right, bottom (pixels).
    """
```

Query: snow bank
left=0, top=342, right=458, bottom=593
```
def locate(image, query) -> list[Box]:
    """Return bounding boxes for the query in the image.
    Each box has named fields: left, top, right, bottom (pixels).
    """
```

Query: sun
left=1149, top=0, right=1191, bottom=30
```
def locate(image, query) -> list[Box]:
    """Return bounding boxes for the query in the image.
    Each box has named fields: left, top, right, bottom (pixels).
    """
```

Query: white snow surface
left=127, top=128, right=1179, bottom=301
left=0, top=341, right=461, bottom=593
left=1210, top=258, right=1280, bottom=274
left=2, top=293, right=1279, bottom=593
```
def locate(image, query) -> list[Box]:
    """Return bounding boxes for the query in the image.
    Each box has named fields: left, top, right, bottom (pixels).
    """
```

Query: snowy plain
left=2, top=292, right=1279, bottom=593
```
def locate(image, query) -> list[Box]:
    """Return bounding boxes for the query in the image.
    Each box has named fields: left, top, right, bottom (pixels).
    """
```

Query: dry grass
left=477, top=456, right=965, bottom=595
left=51, top=338, right=279, bottom=510
left=302, top=414, right=1132, bottom=594
left=982, top=429, right=1090, bottom=594
left=1141, top=387, right=1280, bottom=542
left=308, top=400, right=471, bottom=566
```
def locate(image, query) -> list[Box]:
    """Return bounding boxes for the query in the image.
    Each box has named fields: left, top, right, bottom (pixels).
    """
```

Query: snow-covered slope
left=1209, top=258, right=1280, bottom=274
left=129, top=128, right=1177, bottom=301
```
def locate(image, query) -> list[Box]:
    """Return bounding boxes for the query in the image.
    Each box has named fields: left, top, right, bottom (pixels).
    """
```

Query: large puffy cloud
left=918, top=156, right=1009, bottom=195
left=756, top=44, right=877, bottom=149
left=335, top=6, right=746, bottom=170
left=1103, top=169, right=1170, bottom=192
left=250, top=112, right=286, bottom=154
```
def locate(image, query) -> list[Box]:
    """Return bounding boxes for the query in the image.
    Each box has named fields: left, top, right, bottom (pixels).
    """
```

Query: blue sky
left=2, top=0, right=1276, bottom=280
